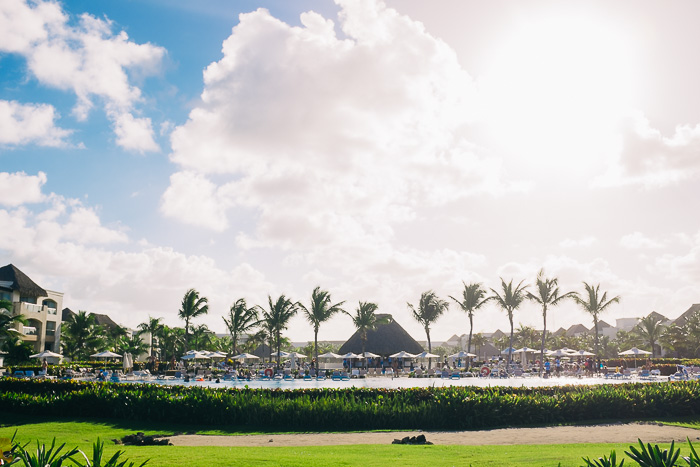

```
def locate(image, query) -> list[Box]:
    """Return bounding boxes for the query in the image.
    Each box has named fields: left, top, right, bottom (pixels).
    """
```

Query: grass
left=1, top=414, right=697, bottom=467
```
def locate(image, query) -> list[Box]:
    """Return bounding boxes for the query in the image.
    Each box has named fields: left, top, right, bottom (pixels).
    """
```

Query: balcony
left=19, top=303, right=43, bottom=313
left=47, top=307, right=57, bottom=315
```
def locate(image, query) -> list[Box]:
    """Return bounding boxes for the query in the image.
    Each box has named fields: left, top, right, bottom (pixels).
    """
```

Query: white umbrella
left=232, top=353, right=260, bottom=360
left=362, top=351, right=380, bottom=358
left=449, top=351, right=477, bottom=359
left=317, top=351, right=341, bottom=359
left=209, top=351, right=228, bottom=359
left=389, top=351, right=416, bottom=358
left=571, top=350, right=595, bottom=357
left=547, top=349, right=573, bottom=357
left=415, top=351, right=440, bottom=359
left=341, top=352, right=363, bottom=359
left=123, top=352, right=132, bottom=371
left=619, top=347, right=652, bottom=368
left=91, top=351, right=123, bottom=359
left=287, top=351, right=307, bottom=359
left=501, top=347, right=518, bottom=355
left=270, top=351, right=290, bottom=357
left=30, top=350, right=63, bottom=359
left=181, top=351, right=210, bottom=360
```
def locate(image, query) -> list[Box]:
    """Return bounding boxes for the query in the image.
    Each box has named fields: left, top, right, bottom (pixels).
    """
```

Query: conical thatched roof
left=338, top=314, right=423, bottom=355
left=62, top=308, right=120, bottom=330
left=0, top=264, right=47, bottom=298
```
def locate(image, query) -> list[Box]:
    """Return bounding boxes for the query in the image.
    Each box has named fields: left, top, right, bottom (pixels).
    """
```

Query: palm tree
left=0, top=299, right=26, bottom=342
left=490, top=278, right=528, bottom=368
left=116, top=334, right=150, bottom=357
left=61, top=311, right=105, bottom=360
left=449, top=282, right=490, bottom=355
left=344, top=301, right=386, bottom=368
left=408, top=291, right=449, bottom=369
left=299, top=287, right=345, bottom=363
left=158, top=326, right=185, bottom=361
left=222, top=298, right=259, bottom=355
left=106, top=324, right=129, bottom=351
left=471, top=333, right=488, bottom=360
left=137, top=316, right=164, bottom=358
left=178, top=289, right=208, bottom=351
left=260, top=294, right=298, bottom=369
left=634, top=314, right=666, bottom=358
left=191, top=323, right=213, bottom=350
left=574, top=282, right=620, bottom=357
left=241, top=329, right=268, bottom=355
left=526, top=269, right=577, bottom=376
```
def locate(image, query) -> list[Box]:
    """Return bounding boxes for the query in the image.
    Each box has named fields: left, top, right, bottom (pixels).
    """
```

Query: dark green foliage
left=625, top=439, right=680, bottom=467
left=581, top=450, right=624, bottom=467
left=11, top=437, right=80, bottom=467
left=2, top=380, right=700, bottom=432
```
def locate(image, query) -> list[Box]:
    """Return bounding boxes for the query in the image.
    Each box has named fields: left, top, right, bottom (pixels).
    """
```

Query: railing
left=23, top=327, right=37, bottom=336
left=47, top=307, right=57, bottom=315
left=22, top=303, right=43, bottom=313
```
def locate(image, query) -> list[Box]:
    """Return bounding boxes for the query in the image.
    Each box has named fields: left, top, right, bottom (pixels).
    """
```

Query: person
left=544, top=359, right=551, bottom=377
left=555, top=357, right=561, bottom=376
left=41, top=358, right=48, bottom=374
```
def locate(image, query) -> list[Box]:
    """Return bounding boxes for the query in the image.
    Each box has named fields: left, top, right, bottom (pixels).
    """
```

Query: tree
left=490, top=278, right=528, bottom=368
left=449, top=282, right=490, bottom=356
left=61, top=311, right=105, bottom=360
left=526, top=269, right=577, bottom=375
left=299, top=287, right=345, bottom=363
left=344, top=301, right=386, bottom=368
left=471, top=333, right=488, bottom=360
left=178, top=289, right=208, bottom=351
left=116, top=334, right=150, bottom=357
left=137, top=316, right=164, bottom=358
left=1, top=333, right=33, bottom=365
left=514, top=324, right=540, bottom=349
left=159, top=326, right=185, bottom=361
left=408, top=291, right=449, bottom=369
left=191, top=323, right=213, bottom=350
left=241, top=329, right=268, bottom=355
left=0, top=299, right=26, bottom=343
left=105, top=324, right=129, bottom=352
left=260, top=294, right=298, bottom=369
left=634, top=314, right=666, bottom=358
left=222, top=298, right=259, bottom=356
left=574, top=282, right=620, bottom=358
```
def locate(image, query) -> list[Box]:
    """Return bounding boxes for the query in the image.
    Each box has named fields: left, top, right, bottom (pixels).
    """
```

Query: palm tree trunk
left=426, top=327, right=432, bottom=369
left=593, top=318, right=600, bottom=357
left=184, top=318, right=190, bottom=350
left=314, top=327, right=319, bottom=364
left=540, top=307, right=547, bottom=377
left=276, top=330, right=281, bottom=370
left=468, top=313, right=473, bottom=357
left=508, top=313, right=514, bottom=369
left=362, top=331, right=367, bottom=370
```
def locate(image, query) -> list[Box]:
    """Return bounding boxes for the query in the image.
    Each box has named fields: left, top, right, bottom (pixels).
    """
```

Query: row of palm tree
left=407, top=272, right=620, bottom=375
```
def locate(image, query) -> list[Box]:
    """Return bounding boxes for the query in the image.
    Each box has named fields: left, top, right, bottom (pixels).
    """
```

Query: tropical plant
left=105, top=324, right=129, bottom=352
left=136, top=317, right=163, bottom=358
left=408, top=291, right=449, bottom=368
left=513, top=324, right=540, bottom=349
left=633, top=314, right=666, bottom=358
left=178, top=289, right=208, bottom=351
left=449, top=282, right=490, bottom=355
left=580, top=450, right=624, bottom=467
left=1, top=333, right=33, bottom=365
left=527, top=269, right=577, bottom=375
left=115, top=335, right=149, bottom=357
left=471, top=333, right=488, bottom=360
left=490, top=278, right=528, bottom=367
left=61, top=311, right=105, bottom=360
left=344, top=301, right=386, bottom=367
left=625, top=439, right=679, bottom=467
left=574, top=283, right=620, bottom=357
left=190, top=323, right=213, bottom=350
left=240, top=329, right=267, bottom=354
left=299, top=286, right=345, bottom=363
left=78, top=438, right=148, bottom=467
left=222, top=298, right=259, bottom=355
left=260, top=294, right=298, bottom=368
left=12, top=437, right=80, bottom=467
left=0, top=300, right=26, bottom=343
left=158, top=326, right=185, bottom=361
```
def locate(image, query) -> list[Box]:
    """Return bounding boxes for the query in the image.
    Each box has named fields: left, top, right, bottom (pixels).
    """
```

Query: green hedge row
left=1, top=379, right=699, bottom=431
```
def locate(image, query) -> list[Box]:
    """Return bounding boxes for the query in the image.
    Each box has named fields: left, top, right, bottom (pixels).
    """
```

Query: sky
left=2, top=0, right=700, bottom=344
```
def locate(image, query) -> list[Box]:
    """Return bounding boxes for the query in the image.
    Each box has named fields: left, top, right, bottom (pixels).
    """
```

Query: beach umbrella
left=571, top=350, right=595, bottom=357
left=341, top=352, right=363, bottom=359
left=449, top=351, right=477, bottom=359
left=362, top=351, right=380, bottom=358
left=619, top=347, right=652, bottom=368
left=415, top=351, right=440, bottom=359
left=389, top=351, right=416, bottom=359
left=122, top=352, right=132, bottom=371
left=91, top=351, right=123, bottom=359
left=501, top=347, right=517, bottom=355
left=232, top=353, right=260, bottom=360
left=30, top=350, right=63, bottom=359
left=287, top=351, right=307, bottom=359
left=209, top=351, right=228, bottom=359
left=270, top=351, right=290, bottom=358
left=547, top=349, right=573, bottom=358
left=317, top=351, right=341, bottom=359
left=181, top=351, right=210, bottom=360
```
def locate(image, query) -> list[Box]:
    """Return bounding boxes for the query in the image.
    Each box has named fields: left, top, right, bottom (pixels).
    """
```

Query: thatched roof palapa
left=338, top=314, right=423, bottom=356
left=0, top=264, right=47, bottom=298
left=62, top=308, right=120, bottom=330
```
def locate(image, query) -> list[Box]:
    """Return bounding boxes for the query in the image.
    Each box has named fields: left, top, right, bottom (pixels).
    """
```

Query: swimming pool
left=134, top=375, right=658, bottom=390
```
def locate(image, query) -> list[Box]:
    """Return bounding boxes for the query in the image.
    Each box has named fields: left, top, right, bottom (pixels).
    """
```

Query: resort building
left=0, top=264, right=64, bottom=353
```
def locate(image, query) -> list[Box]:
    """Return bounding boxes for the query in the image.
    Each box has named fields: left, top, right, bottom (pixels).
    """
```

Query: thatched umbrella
left=339, top=314, right=423, bottom=359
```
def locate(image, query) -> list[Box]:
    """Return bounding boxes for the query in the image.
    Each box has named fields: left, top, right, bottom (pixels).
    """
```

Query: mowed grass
left=1, top=414, right=696, bottom=467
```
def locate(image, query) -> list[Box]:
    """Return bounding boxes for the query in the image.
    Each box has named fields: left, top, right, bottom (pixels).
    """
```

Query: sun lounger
left=351, top=369, right=360, bottom=378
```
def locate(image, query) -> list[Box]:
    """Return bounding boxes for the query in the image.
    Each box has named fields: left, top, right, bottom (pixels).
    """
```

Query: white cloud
left=620, top=231, right=665, bottom=250
left=0, top=0, right=164, bottom=152
left=111, top=111, right=159, bottom=153
left=0, top=100, right=72, bottom=147
left=559, top=237, right=597, bottom=249
left=597, top=112, right=700, bottom=187
left=0, top=171, right=47, bottom=206
left=655, top=232, right=700, bottom=284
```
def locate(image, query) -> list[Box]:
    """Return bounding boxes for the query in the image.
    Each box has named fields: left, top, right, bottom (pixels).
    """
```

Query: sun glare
left=478, top=12, right=639, bottom=173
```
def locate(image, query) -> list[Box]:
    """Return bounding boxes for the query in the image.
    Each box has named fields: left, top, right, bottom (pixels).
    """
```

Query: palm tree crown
left=299, top=286, right=345, bottom=363
left=178, top=288, right=208, bottom=351
left=408, top=290, right=449, bottom=368
left=223, top=298, right=259, bottom=355
left=574, top=282, right=620, bottom=357
left=449, top=282, right=490, bottom=356
left=634, top=314, right=665, bottom=358
left=261, top=294, right=298, bottom=369
left=137, top=316, right=164, bottom=358
left=344, top=301, right=386, bottom=366
left=490, top=278, right=528, bottom=368
left=526, top=269, right=577, bottom=375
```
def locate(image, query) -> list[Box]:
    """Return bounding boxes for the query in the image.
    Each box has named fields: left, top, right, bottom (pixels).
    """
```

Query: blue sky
left=2, top=0, right=700, bottom=343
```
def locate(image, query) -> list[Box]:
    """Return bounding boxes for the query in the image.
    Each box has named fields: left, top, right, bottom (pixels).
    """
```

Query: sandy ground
left=165, top=423, right=700, bottom=447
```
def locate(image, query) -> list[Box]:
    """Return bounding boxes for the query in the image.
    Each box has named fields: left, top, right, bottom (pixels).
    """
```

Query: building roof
left=552, top=327, right=567, bottom=336
left=62, top=308, right=120, bottom=330
left=0, top=264, right=47, bottom=298
left=647, top=311, right=669, bottom=323
left=338, top=314, right=424, bottom=355
left=672, top=304, right=700, bottom=327
left=566, top=324, right=589, bottom=336
left=598, top=320, right=613, bottom=328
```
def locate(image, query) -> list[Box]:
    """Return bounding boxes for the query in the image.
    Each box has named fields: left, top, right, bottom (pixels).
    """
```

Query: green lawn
left=0, top=415, right=695, bottom=467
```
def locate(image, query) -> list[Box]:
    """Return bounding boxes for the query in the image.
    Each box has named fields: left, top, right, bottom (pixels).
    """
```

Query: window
left=20, top=296, right=37, bottom=304
left=0, top=289, right=11, bottom=302
left=46, top=321, right=56, bottom=337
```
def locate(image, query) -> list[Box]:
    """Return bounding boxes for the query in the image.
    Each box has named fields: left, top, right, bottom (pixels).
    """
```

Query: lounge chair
left=25, top=370, right=35, bottom=378
left=12, top=370, right=25, bottom=378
